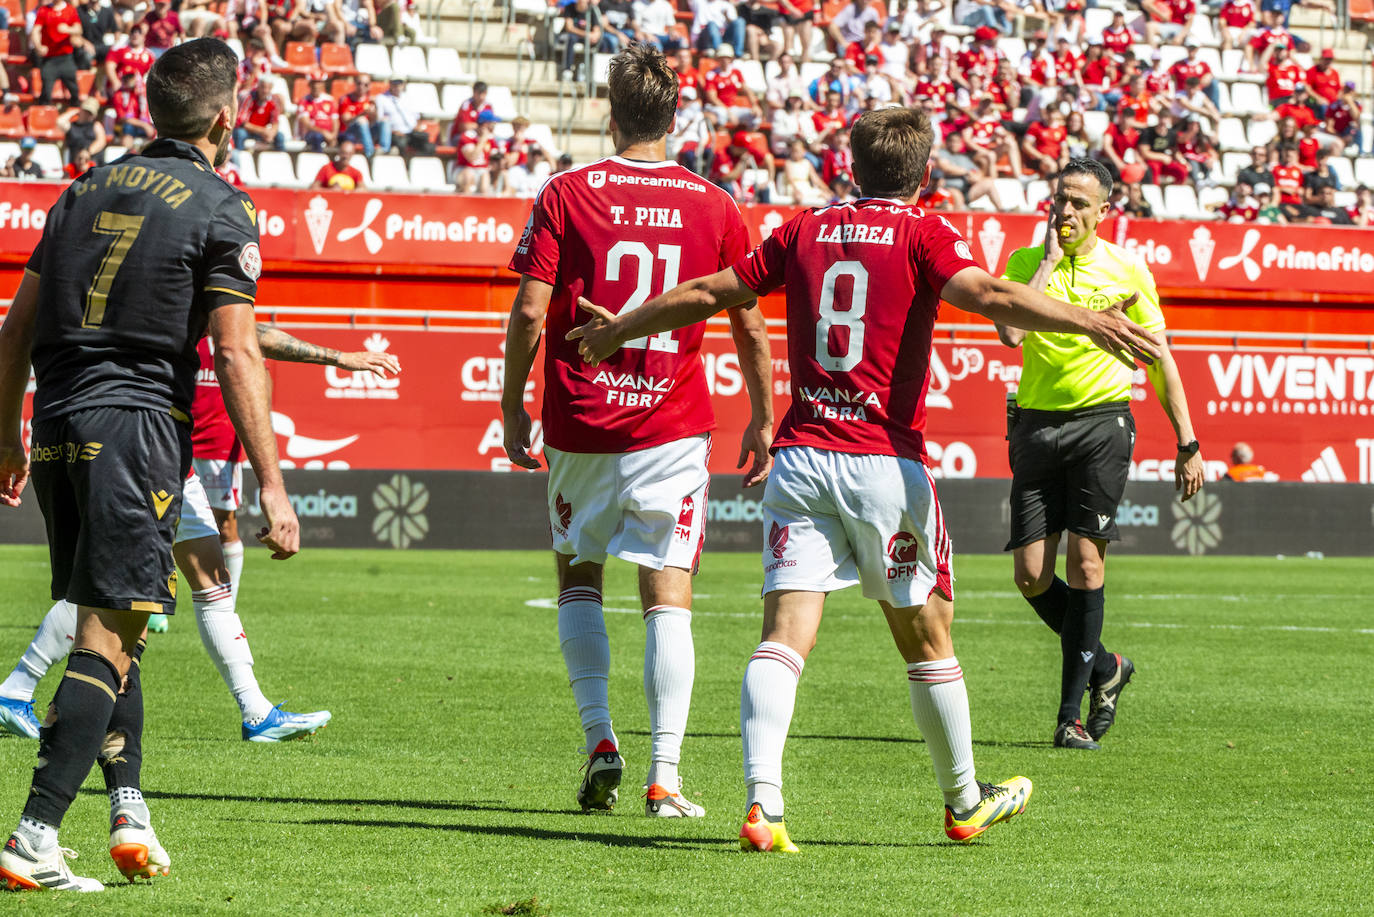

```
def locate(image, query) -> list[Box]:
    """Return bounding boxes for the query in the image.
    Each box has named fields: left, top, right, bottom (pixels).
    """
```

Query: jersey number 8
left=816, top=259, right=868, bottom=372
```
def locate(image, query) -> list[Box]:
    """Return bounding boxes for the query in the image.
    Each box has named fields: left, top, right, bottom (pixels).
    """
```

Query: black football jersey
left=27, top=138, right=260, bottom=422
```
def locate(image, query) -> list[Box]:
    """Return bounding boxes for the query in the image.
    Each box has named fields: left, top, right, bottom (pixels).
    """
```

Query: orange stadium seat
left=0, top=0, right=19, bottom=21
left=25, top=105, right=64, bottom=141
left=0, top=102, right=25, bottom=139
left=281, top=42, right=317, bottom=75
left=329, top=77, right=355, bottom=97
left=320, top=43, right=357, bottom=75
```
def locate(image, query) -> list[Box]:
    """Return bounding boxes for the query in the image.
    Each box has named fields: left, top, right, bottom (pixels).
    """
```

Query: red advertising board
left=5, top=180, right=1374, bottom=297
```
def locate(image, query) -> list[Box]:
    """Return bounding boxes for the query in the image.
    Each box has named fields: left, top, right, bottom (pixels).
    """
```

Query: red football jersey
left=338, top=92, right=369, bottom=124
left=1102, top=25, right=1133, bottom=55
left=109, top=45, right=155, bottom=82
left=1219, top=0, right=1253, bottom=27
left=509, top=156, right=749, bottom=454
left=1271, top=163, right=1304, bottom=203
left=298, top=94, right=338, bottom=132
left=732, top=199, right=980, bottom=462
left=192, top=339, right=243, bottom=462
left=1305, top=66, right=1341, bottom=104
left=34, top=3, right=79, bottom=58
left=704, top=67, right=746, bottom=107
left=1267, top=61, right=1302, bottom=100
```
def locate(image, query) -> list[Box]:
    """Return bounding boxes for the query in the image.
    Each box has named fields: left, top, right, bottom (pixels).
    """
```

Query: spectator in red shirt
left=1022, top=107, right=1067, bottom=178
left=843, top=20, right=884, bottom=74
left=702, top=45, right=761, bottom=129
left=1143, top=0, right=1194, bottom=46
left=673, top=48, right=701, bottom=94
left=296, top=73, right=340, bottom=153
left=1169, top=40, right=1219, bottom=107
left=1266, top=45, right=1302, bottom=104
left=1118, top=74, right=1156, bottom=126
left=811, top=90, right=847, bottom=143
left=313, top=138, right=366, bottom=190
left=1018, top=30, right=1054, bottom=87
left=338, top=73, right=379, bottom=157
left=216, top=158, right=245, bottom=187
left=1219, top=0, right=1256, bottom=56
left=108, top=70, right=155, bottom=147
left=818, top=127, right=852, bottom=187
left=1271, top=143, right=1305, bottom=205
left=1051, top=39, right=1080, bottom=86
left=1251, top=10, right=1300, bottom=72
left=1137, top=109, right=1189, bottom=185
left=962, top=95, right=1021, bottom=178
left=62, top=147, right=92, bottom=179
left=104, top=25, right=154, bottom=91
left=1101, top=11, right=1134, bottom=55
left=143, top=0, right=184, bottom=57
left=710, top=129, right=771, bottom=202
left=457, top=81, right=493, bottom=124
left=1350, top=185, right=1374, bottom=227
left=1326, top=81, right=1363, bottom=150
left=1097, top=106, right=1139, bottom=181
left=233, top=79, right=286, bottom=151
left=453, top=113, right=498, bottom=192
left=31, top=0, right=86, bottom=104
left=1305, top=49, right=1341, bottom=104
left=1274, top=83, right=1322, bottom=126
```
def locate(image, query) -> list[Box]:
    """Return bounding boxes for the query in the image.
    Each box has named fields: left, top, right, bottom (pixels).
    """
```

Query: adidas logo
left=1300, top=447, right=1347, bottom=483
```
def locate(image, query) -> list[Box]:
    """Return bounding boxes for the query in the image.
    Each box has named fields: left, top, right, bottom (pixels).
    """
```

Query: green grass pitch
left=0, top=545, right=1370, bottom=915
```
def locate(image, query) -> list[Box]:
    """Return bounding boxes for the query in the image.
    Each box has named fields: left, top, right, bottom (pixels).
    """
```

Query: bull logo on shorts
left=768, top=522, right=789, bottom=560
left=555, top=492, right=572, bottom=532
left=886, top=532, right=919, bottom=564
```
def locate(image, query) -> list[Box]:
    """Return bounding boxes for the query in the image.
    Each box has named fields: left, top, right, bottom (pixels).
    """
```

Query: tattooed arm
left=254, top=324, right=402, bottom=377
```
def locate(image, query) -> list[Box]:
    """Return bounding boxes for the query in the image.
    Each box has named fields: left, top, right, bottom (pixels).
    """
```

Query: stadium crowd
left=1, top=0, right=1372, bottom=223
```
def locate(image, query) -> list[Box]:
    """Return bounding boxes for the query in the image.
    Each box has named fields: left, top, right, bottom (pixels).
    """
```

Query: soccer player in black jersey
left=0, top=39, right=299, bottom=892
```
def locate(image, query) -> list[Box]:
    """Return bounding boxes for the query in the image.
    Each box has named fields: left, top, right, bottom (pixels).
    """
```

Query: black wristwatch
left=1177, top=440, right=1200, bottom=456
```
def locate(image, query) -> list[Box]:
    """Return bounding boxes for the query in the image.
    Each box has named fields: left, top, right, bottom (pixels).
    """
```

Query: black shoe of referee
left=1086, top=654, right=1135, bottom=741
left=1053, top=719, right=1101, bottom=750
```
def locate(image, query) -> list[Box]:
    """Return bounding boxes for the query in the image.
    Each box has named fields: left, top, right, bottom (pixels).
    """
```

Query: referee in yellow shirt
left=997, top=159, right=1205, bottom=751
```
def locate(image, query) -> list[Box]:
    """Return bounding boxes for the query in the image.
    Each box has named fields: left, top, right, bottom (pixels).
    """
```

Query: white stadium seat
left=441, top=83, right=474, bottom=115
left=994, top=178, right=1028, bottom=213
left=1333, top=190, right=1356, bottom=208
left=1220, top=151, right=1250, bottom=183
left=354, top=43, right=392, bottom=79
left=391, top=45, right=431, bottom=82
left=1084, top=8, right=1114, bottom=38
left=1025, top=179, right=1051, bottom=209
left=1198, top=185, right=1229, bottom=213
left=1213, top=81, right=1231, bottom=114
left=1141, top=182, right=1165, bottom=215
left=1218, top=118, right=1250, bottom=152
left=426, top=47, right=474, bottom=83
left=1228, top=82, right=1265, bottom=115
left=1158, top=46, right=1187, bottom=70
left=255, top=151, right=297, bottom=187
left=408, top=156, right=450, bottom=191
left=1164, top=184, right=1203, bottom=219
left=402, top=81, right=445, bottom=120
left=525, top=122, right=560, bottom=158
left=1196, top=47, right=1222, bottom=73
left=1247, top=119, right=1277, bottom=148
left=737, top=60, right=767, bottom=94
left=487, top=86, right=518, bottom=120
left=1083, top=110, right=1109, bottom=143
left=370, top=154, right=412, bottom=191
left=236, top=153, right=258, bottom=186
left=32, top=143, right=62, bottom=177
left=295, top=151, right=329, bottom=188
left=1328, top=156, right=1355, bottom=188
left=1354, top=157, right=1374, bottom=186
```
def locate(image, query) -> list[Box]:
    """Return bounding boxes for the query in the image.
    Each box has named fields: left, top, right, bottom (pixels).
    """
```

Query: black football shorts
left=29, top=406, right=191, bottom=614
left=1005, top=401, right=1134, bottom=550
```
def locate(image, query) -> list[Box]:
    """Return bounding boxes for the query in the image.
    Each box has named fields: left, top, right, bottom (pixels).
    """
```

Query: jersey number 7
left=84, top=210, right=146, bottom=329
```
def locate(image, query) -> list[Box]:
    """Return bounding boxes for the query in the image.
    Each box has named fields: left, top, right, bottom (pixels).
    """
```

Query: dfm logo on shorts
left=764, top=522, right=795, bottom=572
left=554, top=492, right=572, bottom=535
left=674, top=496, right=695, bottom=543
left=886, top=531, right=920, bottom=581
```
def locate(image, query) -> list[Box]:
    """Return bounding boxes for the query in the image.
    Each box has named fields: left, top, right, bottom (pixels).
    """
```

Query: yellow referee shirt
left=1001, top=238, right=1166, bottom=412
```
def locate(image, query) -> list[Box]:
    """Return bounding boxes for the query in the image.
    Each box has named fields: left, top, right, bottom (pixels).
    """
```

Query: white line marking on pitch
left=522, top=597, right=1374, bottom=635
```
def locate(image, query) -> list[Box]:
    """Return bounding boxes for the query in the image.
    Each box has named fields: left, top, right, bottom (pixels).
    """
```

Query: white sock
left=0, top=601, right=78, bottom=701
left=108, top=786, right=149, bottom=820
left=643, top=604, right=693, bottom=789
left=223, top=539, right=245, bottom=598
left=741, top=641, right=804, bottom=817
left=558, top=587, right=616, bottom=751
left=193, top=584, right=273, bottom=724
left=15, top=816, right=57, bottom=853
left=907, top=657, right=980, bottom=812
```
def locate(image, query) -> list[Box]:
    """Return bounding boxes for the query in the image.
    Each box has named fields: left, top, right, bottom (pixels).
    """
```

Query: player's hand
left=738, top=420, right=773, bottom=488
left=255, top=484, right=300, bottom=559
left=565, top=297, right=622, bottom=366
left=502, top=406, right=541, bottom=470
left=1043, top=205, right=1064, bottom=263
left=338, top=349, right=401, bottom=377
left=1084, top=297, right=1161, bottom=366
left=1176, top=450, right=1205, bottom=502
left=0, top=444, right=28, bottom=508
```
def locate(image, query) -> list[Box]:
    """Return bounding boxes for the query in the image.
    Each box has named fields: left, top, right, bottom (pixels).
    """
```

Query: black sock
left=1025, top=576, right=1071, bottom=633
left=25, top=649, right=120, bottom=827
left=100, top=638, right=145, bottom=794
left=1058, top=586, right=1105, bottom=726
left=1091, top=645, right=1119, bottom=687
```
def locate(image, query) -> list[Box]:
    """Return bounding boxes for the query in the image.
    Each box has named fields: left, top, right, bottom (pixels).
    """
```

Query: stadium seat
left=1163, top=184, right=1203, bottom=219
left=295, top=151, right=329, bottom=188
left=25, top=105, right=63, bottom=141
left=1082, top=110, right=1108, bottom=143
left=592, top=52, right=612, bottom=85
left=1333, top=190, right=1356, bottom=208
left=1228, top=82, right=1265, bottom=115
left=1083, top=7, right=1114, bottom=37
left=1186, top=15, right=1215, bottom=46
left=967, top=193, right=996, bottom=212
left=255, top=150, right=297, bottom=187
left=348, top=153, right=372, bottom=187
left=525, top=122, right=560, bottom=157
left=426, top=47, right=473, bottom=83
left=1355, top=157, right=1374, bottom=186
left=320, top=43, right=357, bottom=75
left=799, top=61, right=829, bottom=87
left=487, top=86, right=518, bottom=120
left=1247, top=119, right=1277, bottom=147
left=281, top=41, right=317, bottom=75
left=31, top=142, right=62, bottom=177
left=354, top=43, right=392, bottom=79
left=1157, top=46, right=1186, bottom=70
left=441, top=83, right=473, bottom=114
left=1025, top=179, right=1051, bottom=209
left=0, top=103, right=23, bottom=139
left=408, top=155, right=450, bottom=191
left=1198, top=185, right=1229, bottom=213
left=737, top=59, right=767, bottom=94
left=1141, top=182, right=1165, bottom=215
left=994, top=178, right=1028, bottom=213
left=370, top=154, right=411, bottom=190
left=0, top=140, right=18, bottom=164
left=391, top=45, right=430, bottom=82
left=1196, top=47, right=1223, bottom=73
left=225, top=38, right=245, bottom=60
left=1223, top=50, right=1262, bottom=80
left=1000, top=38, right=1026, bottom=61
left=1327, top=156, right=1355, bottom=188
left=1220, top=151, right=1250, bottom=182
left=402, top=81, right=444, bottom=119
left=1218, top=118, right=1250, bottom=152
left=1214, top=81, right=1231, bottom=114
left=236, top=153, right=259, bottom=186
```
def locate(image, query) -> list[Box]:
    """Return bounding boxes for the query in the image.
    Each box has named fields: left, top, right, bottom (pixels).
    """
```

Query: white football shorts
left=191, top=457, right=243, bottom=511
left=544, top=434, right=710, bottom=571
left=760, top=445, right=953, bottom=607
left=176, top=472, right=222, bottom=544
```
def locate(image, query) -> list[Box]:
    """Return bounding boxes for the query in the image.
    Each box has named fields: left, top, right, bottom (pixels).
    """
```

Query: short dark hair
left=473, top=81, right=488, bottom=94
left=146, top=38, right=238, bottom=141
left=607, top=43, right=678, bottom=146
left=850, top=106, right=934, bottom=199
left=1057, top=157, right=1113, bottom=201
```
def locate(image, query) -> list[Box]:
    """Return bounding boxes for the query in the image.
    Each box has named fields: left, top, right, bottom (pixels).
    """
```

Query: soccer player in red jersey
left=569, top=106, right=1161, bottom=850
left=502, top=44, right=773, bottom=819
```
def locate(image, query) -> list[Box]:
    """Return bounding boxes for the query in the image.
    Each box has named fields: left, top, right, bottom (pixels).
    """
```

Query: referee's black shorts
left=29, top=406, right=191, bottom=614
left=1005, top=401, right=1134, bottom=551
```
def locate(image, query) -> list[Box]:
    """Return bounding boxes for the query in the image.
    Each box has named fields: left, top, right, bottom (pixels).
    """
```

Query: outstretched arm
left=568, top=267, right=755, bottom=364
left=255, top=323, right=401, bottom=376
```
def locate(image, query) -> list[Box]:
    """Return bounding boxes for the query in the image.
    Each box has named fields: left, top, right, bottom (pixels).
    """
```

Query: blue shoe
left=0, top=696, right=40, bottom=739
left=146, top=614, right=169, bottom=634
left=241, top=704, right=331, bottom=742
